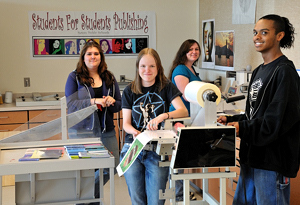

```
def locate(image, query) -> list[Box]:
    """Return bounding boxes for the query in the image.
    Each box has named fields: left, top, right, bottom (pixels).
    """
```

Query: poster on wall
left=232, top=0, right=256, bottom=24
left=215, top=30, right=234, bottom=71
left=201, top=19, right=215, bottom=69
left=29, top=11, right=156, bottom=58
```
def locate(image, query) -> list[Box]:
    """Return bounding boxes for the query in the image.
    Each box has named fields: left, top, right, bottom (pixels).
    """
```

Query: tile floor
left=2, top=175, right=202, bottom=205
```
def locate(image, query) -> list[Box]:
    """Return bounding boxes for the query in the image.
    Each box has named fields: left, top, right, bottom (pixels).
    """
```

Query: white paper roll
left=5, top=91, right=13, bottom=104
left=184, top=81, right=221, bottom=107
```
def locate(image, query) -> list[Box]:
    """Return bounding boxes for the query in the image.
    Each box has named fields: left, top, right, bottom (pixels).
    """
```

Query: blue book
left=64, top=145, right=85, bottom=149
left=19, top=154, right=40, bottom=162
left=64, top=145, right=85, bottom=152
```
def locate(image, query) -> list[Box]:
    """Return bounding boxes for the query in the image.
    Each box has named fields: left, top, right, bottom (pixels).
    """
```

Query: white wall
left=1, top=0, right=299, bottom=95
left=0, top=0, right=198, bottom=94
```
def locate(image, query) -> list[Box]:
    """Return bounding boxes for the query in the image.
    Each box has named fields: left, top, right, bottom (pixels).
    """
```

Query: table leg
left=110, top=167, right=115, bottom=205
left=220, top=178, right=226, bottom=205
left=183, top=179, right=190, bottom=205
left=76, top=170, right=80, bottom=199
left=30, top=173, right=35, bottom=203
left=99, top=169, right=104, bottom=201
left=0, top=176, right=2, bottom=205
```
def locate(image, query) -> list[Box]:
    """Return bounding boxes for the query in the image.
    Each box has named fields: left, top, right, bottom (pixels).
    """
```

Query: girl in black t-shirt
left=121, top=48, right=188, bottom=205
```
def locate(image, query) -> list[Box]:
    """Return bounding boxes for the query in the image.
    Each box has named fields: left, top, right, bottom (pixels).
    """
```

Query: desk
left=0, top=140, right=115, bottom=205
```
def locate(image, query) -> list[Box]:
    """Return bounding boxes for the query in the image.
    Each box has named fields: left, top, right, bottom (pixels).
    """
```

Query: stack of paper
left=84, top=143, right=105, bottom=151
left=64, top=143, right=110, bottom=159
left=64, top=145, right=86, bottom=159
left=19, top=147, right=64, bottom=161
left=31, top=149, right=62, bottom=159
left=78, top=152, right=110, bottom=158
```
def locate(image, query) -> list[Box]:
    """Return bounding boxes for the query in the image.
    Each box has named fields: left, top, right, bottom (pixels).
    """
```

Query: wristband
left=94, top=98, right=96, bottom=104
left=166, top=112, right=169, bottom=119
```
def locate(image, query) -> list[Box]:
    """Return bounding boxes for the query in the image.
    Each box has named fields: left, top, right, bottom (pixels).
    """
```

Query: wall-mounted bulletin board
left=29, top=11, right=156, bottom=58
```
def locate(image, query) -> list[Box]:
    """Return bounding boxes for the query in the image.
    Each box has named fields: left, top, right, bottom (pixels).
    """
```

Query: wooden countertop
left=0, top=102, right=61, bottom=112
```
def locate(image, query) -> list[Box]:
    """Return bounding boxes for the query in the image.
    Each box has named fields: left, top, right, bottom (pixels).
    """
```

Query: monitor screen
left=171, top=127, right=236, bottom=169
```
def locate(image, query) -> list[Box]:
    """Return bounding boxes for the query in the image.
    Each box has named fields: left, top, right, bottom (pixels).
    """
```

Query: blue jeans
left=233, top=164, right=290, bottom=205
left=120, top=144, right=169, bottom=205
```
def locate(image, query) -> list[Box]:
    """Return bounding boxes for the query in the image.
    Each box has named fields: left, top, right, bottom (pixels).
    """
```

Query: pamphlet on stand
left=31, top=149, right=62, bottom=159
left=19, top=147, right=64, bottom=161
left=78, top=151, right=110, bottom=158
left=64, top=143, right=109, bottom=159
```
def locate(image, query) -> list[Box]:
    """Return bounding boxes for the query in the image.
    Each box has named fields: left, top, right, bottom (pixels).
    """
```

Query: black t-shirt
left=122, top=81, right=182, bottom=143
left=248, top=55, right=284, bottom=118
left=93, top=86, right=103, bottom=98
left=93, top=86, right=103, bottom=123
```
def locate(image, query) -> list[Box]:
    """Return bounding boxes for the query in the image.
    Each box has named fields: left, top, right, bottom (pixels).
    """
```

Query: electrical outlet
left=24, top=77, right=30, bottom=87
left=120, top=75, right=125, bottom=82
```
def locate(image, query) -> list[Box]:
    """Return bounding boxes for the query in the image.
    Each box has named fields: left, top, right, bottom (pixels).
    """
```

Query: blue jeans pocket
left=278, top=175, right=290, bottom=190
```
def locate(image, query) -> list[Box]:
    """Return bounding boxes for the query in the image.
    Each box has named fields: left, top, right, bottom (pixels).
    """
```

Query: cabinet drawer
left=29, top=123, right=62, bottom=140
left=0, top=124, right=28, bottom=132
left=0, top=111, right=27, bottom=124
left=29, top=110, right=61, bottom=123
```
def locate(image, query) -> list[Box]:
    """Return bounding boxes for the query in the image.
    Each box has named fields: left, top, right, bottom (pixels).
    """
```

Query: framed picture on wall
left=201, top=19, right=215, bottom=69
left=215, top=30, right=234, bottom=71
left=32, top=36, right=149, bottom=58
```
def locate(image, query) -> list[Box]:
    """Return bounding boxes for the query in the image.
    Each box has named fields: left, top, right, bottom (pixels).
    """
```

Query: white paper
left=184, top=81, right=221, bottom=108
left=117, top=131, right=153, bottom=176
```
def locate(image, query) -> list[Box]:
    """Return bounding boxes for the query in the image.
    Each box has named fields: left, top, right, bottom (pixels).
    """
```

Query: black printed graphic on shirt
left=132, top=91, right=166, bottom=130
left=249, top=78, right=263, bottom=118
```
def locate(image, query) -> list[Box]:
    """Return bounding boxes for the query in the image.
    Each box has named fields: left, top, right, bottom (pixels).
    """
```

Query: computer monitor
left=171, top=126, right=236, bottom=169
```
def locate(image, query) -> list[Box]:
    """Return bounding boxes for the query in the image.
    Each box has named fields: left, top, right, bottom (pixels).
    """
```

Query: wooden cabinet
left=114, top=111, right=124, bottom=152
left=28, top=110, right=61, bottom=122
left=28, top=110, right=62, bottom=140
left=0, top=111, right=28, bottom=132
left=0, top=124, right=27, bottom=132
left=291, top=175, right=300, bottom=204
left=0, top=111, right=27, bottom=124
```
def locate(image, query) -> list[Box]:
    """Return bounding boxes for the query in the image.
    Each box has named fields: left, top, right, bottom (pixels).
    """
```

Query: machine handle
left=225, top=95, right=245, bottom=103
